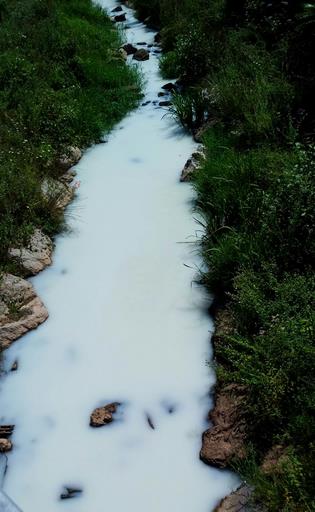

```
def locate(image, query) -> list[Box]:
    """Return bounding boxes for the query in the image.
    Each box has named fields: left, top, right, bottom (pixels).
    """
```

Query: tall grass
left=0, top=0, right=141, bottom=272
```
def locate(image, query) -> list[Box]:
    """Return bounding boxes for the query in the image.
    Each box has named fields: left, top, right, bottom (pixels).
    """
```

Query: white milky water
left=0, top=2, right=238, bottom=511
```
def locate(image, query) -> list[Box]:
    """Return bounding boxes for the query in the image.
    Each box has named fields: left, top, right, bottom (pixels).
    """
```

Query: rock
left=60, top=169, right=77, bottom=185
left=90, top=402, right=120, bottom=427
left=114, top=13, right=126, bottom=22
left=142, top=101, right=151, bottom=106
left=58, top=146, right=81, bottom=171
left=159, top=100, right=172, bottom=107
left=154, top=32, right=161, bottom=44
left=200, top=384, right=247, bottom=468
left=158, top=92, right=166, bottom=97
left=180, top=148, right=204, bottom=182
left=122, top=43, right=137, bottom=55
left=146, top=414, right=155, bottom=430
left=162, top=82, right=177, bottom=92
left=261, top=445, right=288, bottom=475
left=193, top=119, right=219, bottom=142
left=0, top=274, right=48, bottom=349
left=8, top=229, right=53, bottom=276
left=137, top=41, right=147, bottom=45
left=60, top=488, right=83, bottom=500
left=0, top=425, right=14, bottom=438
left=133, top=49, right=150, bottom=61
left=41, top=177, right=74, bottom=210
left=10, top=360, right=18, bottom=372
left=0, top=439, right=12, bottom=453
left=215, top=484, right=253, bottom=512
left=111, top=5, right=123, bottom=12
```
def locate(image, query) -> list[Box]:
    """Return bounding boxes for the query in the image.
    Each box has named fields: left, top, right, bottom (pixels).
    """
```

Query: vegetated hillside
left=0, top=0, right=140, bottom=271
left=132, top=0, right=315, bottom=510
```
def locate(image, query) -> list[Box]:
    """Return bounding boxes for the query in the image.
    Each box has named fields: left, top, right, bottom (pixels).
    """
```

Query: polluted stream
left=0, top=1, right=238, bottom=510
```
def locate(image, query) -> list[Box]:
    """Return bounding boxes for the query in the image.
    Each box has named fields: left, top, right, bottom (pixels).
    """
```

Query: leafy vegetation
left=0, top=0, right=140, bottom=270
left=132, top=0, right=315, bottom=509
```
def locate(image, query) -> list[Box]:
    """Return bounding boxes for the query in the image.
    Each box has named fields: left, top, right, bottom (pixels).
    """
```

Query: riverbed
left=0, top=1, right=238, bottom=510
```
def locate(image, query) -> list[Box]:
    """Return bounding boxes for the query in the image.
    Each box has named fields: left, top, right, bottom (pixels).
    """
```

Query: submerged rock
left=0, top=274, right=48, bottom=349
left=133, top=49, right=150, bottom=61
left=60, top=487, right=83, bottom=500
left=159, top=100, right=172, bottom=107
left=111, top=5, right=123, bottom=12
left=215, top=484, right=253, bottom=512
left=200, top=384, right=247, bottom=468
left=90, top=402, right=121, bottom=427
left=8, top=229, right=53, bottom=276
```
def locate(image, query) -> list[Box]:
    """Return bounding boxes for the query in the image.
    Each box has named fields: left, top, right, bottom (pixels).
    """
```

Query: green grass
left=0, top=0, right=141, bottom=270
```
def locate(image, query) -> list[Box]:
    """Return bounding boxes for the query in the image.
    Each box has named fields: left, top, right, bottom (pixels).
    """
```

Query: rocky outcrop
left=0, top=274, right=48, bottom=349
left=90, top=402, right=120, bottom=427
left=215, top=484, right=253, bottom=512
left=58, top=146, right=81, bottom=171
left=180, top=147, right=205, bottom=182
left=41, top=177, right=74, bottom=210
left=200, top=384, right=247, bottom=468
left=8, top=229, right=53, bottom=276
left=133, top=49, right=150, bottom=61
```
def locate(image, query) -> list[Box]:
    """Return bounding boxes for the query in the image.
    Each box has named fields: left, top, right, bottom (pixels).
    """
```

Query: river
left=0, top=1, right=238, bottom=510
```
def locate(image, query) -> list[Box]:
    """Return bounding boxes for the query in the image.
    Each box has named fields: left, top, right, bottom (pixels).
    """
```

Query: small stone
left=142, top=101, right=151, bottom=106
left=146, top=414, right=155, bottom=430
left=10, top=361, right=18, bottom=372
left=60, top=488, right=83, bottom=500
left=133, top=49, right=150, bottom=62
left=162, top=82, right=177, bottom=92
left=159, top=101, right=172, bottom=107
left=90, top=402, right=120, bottom=427
left=111, top=5, right=122, bottom=12
left=0, top=439, right=12, bottom=453
left=158, top=92, right=166, bottom=97
left=122, top=43, right=137, bottom=55
left=137, top=42, right=147, bottom=45
left=115, top=13, right=126, bottom=22
left=0, top=425, right=14, bottom=438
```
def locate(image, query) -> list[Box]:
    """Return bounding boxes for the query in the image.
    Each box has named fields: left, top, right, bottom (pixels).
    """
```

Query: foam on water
left=0, top=2, right=239, bottom=510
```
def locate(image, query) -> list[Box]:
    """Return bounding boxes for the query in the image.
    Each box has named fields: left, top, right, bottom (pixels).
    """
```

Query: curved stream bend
left=0, top=2, right=238, bottom=510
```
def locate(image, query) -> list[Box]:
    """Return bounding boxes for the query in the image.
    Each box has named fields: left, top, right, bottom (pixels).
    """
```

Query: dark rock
left=200, top=384, right=247, bottom=468
left=146, top=414, right=155, bottom=430
left=159, top=101, right=172, bottom=107
left=0, top=425, right=14, bottom=438
left=111, top=5, right=123, bottom=12
left=122, top=43, right=137, bottom=55
left=162, top=82, right=177, bottom=92
left=180, top=148, right=204, bottom=182
left=137, top=42, right=147, bottom=45
left=154, top=32, right=161, bottom=44
left=158, top=92, right=166, bottom=97
left=142, top=101, right=151, bottom=106
left=114, top=13, right=126, bottom=22
left=90, top=402, right=121, bottom=427
left=10, top=360, right=18, bottom=372
left=60, top=488, right=83, bottom=500
left=133, top=49, right=150, bottom=61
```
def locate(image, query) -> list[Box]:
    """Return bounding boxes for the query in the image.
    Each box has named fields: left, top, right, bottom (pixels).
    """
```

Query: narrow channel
left=0, top=1, right=238, bottom=510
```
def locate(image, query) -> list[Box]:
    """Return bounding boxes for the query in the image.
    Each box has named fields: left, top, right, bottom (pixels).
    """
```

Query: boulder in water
left=90, top=402, right=121, bottom=427
left=133, top=49, right=150, bottom=61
